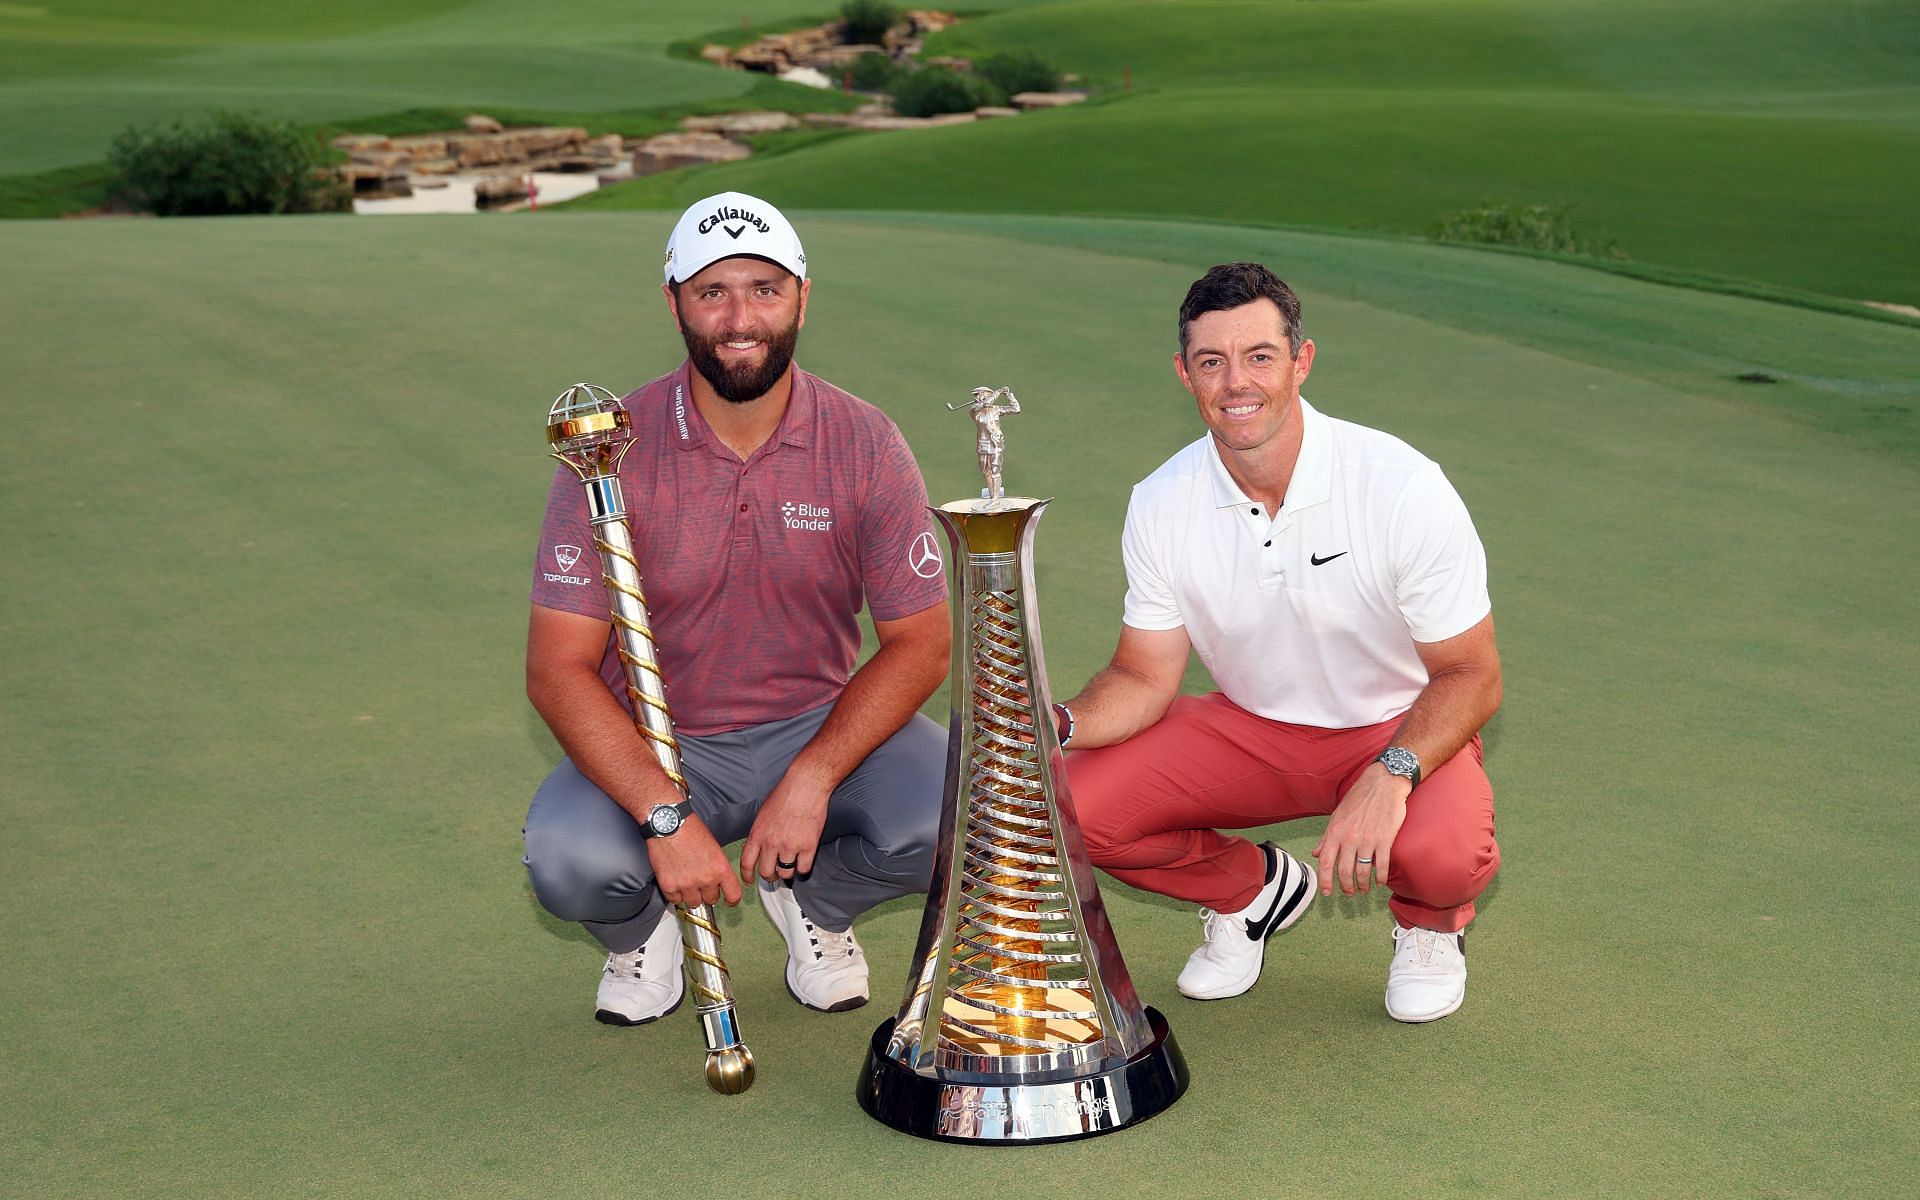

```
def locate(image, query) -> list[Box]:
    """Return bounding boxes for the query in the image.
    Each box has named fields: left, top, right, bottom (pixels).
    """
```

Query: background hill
left=4, top=1, right=1917, bottom=302
left=570, top=0, right=1920, bottom=304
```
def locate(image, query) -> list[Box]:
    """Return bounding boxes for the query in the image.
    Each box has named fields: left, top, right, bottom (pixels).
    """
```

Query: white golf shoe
left=594, top=914, right=685, bottom=1026
left=1176, top=842, right=1316, bottom=1000
left=1384, top=924, right=1468, bottom=1023
left=758, top=879, right=870, bottom=1012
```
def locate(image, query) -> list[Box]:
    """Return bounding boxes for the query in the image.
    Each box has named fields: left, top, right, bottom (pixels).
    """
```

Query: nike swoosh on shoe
left=1245, top=850, right=1311, bottom=940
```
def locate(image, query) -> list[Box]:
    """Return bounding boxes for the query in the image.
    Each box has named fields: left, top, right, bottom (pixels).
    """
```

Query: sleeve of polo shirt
left=529, top=463, right=612, bottom=618
left=1390, top=465, right=1491, bottom=643
left=1120, top=487, right=1183, bottom=631
left=856, top=426, right=947, bottom=621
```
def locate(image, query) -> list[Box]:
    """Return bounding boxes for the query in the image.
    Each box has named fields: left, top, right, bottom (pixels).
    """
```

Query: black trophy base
left=856, top=1008, right=1189, bottom=1145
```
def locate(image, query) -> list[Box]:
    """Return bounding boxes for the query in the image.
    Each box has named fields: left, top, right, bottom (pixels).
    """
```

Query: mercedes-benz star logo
left=554, top=544, right=582, bottom=572
left=908, top=531, right=942, bottom=579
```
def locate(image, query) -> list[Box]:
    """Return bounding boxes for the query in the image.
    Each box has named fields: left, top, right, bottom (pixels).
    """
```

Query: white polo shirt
left=1121, top=398, right=1490, bottom=728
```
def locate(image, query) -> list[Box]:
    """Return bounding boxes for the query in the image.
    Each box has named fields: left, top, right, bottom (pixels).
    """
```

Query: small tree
left=846, top=50, right=901, bottom=92
left=109, top=111, right=346, bottom=217
left=840, top=0, right=902, bottom=43
left=976, top=51, right=1061, bottom=96
left=889, top=67, right=1007, bottom=118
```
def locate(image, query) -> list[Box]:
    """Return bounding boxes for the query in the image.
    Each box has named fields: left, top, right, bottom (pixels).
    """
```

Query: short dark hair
left=1178, top=262, right=1304, bottom=358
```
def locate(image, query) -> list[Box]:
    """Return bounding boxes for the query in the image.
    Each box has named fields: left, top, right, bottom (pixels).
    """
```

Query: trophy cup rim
left=937, top=496, right=1050, bottom=515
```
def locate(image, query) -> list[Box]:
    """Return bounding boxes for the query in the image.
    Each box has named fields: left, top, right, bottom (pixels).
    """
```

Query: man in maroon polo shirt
left=523, top=192, right=950, bottom=1025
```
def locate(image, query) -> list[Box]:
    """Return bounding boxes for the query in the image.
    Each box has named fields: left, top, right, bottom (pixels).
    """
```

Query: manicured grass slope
left=0, top=0, right=886, bottom=174
left=575, top=0, right=1920, bottom=303
left=2, top=211, right=1915, bottom=1197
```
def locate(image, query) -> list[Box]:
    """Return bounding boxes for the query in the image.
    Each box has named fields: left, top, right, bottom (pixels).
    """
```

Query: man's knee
left=522, top=766, right=653, bottom=923
left=838, top=714, right=945, bottom=885
left=1389, top=827, right=1498, bottom=910
left=523, top=827, right=648, bottom=923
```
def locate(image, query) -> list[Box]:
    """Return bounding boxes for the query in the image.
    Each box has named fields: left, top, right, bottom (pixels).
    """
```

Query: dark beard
left=681, top=316, right=801, bottom=404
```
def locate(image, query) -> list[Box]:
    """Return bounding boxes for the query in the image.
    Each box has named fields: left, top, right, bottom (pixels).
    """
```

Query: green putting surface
left=2, top=210, right=1916, bottom=1196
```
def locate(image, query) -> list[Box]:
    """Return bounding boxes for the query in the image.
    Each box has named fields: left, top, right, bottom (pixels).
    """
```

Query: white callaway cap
left=663, top=191, right=807, bottom=284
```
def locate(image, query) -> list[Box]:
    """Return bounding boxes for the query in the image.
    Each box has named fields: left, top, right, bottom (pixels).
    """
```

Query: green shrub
left=845, top=50, right=900, bottom=92
left=108, top=111, right=346, bottom=217
left=1432, top=202, right=1627, bottom=260
left=840, top=0, right=901, bottom=43
left=888, top=67, right=1006, bottom=118
left=976, top=51, right=1061, bottom=96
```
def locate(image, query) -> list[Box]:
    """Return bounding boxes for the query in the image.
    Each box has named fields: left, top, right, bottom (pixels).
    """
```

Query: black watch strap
left=640, top=799, right=694, bottom=839
left=1375, top=746, right=1422, bottom=790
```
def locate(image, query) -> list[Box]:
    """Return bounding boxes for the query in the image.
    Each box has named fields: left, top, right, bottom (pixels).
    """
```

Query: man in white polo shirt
left=1057, top=262, right=1502, bottom=1023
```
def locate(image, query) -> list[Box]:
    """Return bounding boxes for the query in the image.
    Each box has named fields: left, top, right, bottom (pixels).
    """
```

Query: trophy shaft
left=545, top=382, right=753, bottom=1095
left=590, top=518, right=684, bottom=788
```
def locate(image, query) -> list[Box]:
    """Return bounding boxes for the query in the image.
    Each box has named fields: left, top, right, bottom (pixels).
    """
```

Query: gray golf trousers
left=523, top=701, right=945, bottom=953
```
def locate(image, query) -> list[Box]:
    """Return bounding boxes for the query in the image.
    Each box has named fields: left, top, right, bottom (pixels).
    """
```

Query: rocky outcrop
left=1009, top=91, right=1089, bottom=109
left=681, top=111, right=801, bottom=136
left=801, top=110, right=979, bottom=130
left=334, top=123, right=626, bottom=199
left=713, top=10, right=958, bottom=74
left=629, top=131, right=753, bottom=175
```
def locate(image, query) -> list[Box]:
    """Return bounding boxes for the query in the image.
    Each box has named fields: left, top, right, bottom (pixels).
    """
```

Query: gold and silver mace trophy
left=857, top=387, right=1188, bottom=1143
left=546, top=383, right=755, bottom=1095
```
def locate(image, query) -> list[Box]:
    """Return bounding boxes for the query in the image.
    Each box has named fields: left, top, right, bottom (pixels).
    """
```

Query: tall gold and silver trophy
left=545, top=383, right=755, bottom=1095
left=857, top=388, right=1187, bottom=1143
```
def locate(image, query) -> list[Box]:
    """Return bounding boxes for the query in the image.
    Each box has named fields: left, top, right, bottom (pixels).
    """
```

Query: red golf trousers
left=1064, top=693, right=1498, bottom=932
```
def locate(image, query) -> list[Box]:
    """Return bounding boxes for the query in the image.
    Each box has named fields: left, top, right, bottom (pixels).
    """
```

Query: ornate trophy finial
left=543, top=382, right=756, bottom=1095
left=947, top=386, right=1021, bottom=502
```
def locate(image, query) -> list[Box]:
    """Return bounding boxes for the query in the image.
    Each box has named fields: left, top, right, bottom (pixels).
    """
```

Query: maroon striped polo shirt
left=531, top=362, right=947, bottom=735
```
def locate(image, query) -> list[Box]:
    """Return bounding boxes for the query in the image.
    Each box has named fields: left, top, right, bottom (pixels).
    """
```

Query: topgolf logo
left=543, top=543, right=591, bottom=586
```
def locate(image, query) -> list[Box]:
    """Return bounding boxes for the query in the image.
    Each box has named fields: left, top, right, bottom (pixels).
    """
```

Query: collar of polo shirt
left=670, top=361, right=819, bottom=455
left=1205, top=397, right=1335, bottom=516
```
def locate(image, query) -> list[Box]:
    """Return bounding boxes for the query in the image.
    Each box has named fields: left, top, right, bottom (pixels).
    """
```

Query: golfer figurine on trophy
left=857, top=387, right=1187, bottom=1144
left=949, top=386, right=1021, bottom=501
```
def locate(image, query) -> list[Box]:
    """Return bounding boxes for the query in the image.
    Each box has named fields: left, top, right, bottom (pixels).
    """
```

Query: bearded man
left=522, top=192, right=950, bottom=1026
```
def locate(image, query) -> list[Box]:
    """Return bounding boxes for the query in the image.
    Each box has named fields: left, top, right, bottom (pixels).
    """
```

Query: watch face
left=648, top=805, right=683, bottom=837
left=1380, top=747, right=1419, bottom=778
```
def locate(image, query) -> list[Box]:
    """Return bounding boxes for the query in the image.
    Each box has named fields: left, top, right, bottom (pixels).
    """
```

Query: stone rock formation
left=629, top=131, right=753, bottom=175
left=333, top=125, right=626, bottom=200
left=682, top=111, right=801, bottom=136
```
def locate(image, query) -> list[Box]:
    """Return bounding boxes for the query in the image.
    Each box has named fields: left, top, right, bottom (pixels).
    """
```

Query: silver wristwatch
left=641, top=800, right=693, bottom=839
left=1375, top=745, right=1422, bottom=790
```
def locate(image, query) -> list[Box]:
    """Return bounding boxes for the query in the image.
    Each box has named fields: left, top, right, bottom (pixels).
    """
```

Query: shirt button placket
left=733, top=468, right=752, bottom=546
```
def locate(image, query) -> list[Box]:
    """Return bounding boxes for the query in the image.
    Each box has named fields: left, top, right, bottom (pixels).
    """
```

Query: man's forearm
left=1061, top=662, right=1179, bottom=750
left=528, top=662, right=685, bottom=823
left=1386, top=661, right=1502, bottom=775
